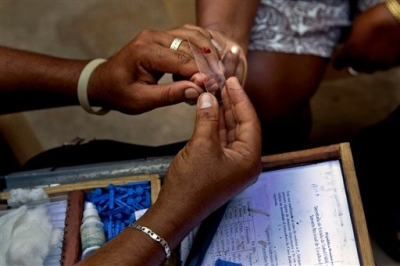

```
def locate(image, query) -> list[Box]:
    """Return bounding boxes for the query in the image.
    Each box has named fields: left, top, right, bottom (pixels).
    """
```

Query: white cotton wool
left=5, top=205, right=63, bottom=266
left=7, top=187, right=49, bottom=208
left=0, top=205, right=28, bottom=266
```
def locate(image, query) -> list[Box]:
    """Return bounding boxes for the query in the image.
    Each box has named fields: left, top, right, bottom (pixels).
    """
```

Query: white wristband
left=77, top=58, right=110, bottom=115
left=128, top=223, right=171, bottom=260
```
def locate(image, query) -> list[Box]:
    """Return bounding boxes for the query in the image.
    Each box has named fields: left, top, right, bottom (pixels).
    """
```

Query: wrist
left=204, top=23, right=246, bottom=44
left=137, top=201, right=194, bottom=249
left=127, top=224, right=171, bottom=262
left=77, top=59, right=109, bottom=115
left=86, top=61, right=108, bottom=107
left=207, top=29, right=249, bottom=55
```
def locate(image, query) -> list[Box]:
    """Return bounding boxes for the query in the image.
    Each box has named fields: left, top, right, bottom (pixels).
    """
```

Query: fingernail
left=185, top=88, right=198, bottom=100
left=199, top=93, right=213, bottom=109
left=230, top=45, right=239, bottom=54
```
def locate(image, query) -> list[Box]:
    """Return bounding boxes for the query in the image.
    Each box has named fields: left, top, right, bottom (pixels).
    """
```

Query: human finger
left=129, top=80, right=203, bottom=113
left=222, top=48, right=248, bottom=86
left=221, top=87, right=236, bottom=145
left=186, top=39, right=225, bottom=97
left=134, top=42, right=197, bottom=77
left=191, top=92, right=220, bottom=141
left=167, top=24, right=215, bottom=57
left=173, top=24, right=223, bottom=79
left=222, top=46, right=240, bottom=78
left=206, top=30, right=248, bottom=84
left=130, top=29, right=202, bottom=77
left=218, top=103, right=229, bottom=148
left=224, top=77, right=261, bottom=154
left=155, top=25, right=211, bottom=57
left=235, top=56, right=247, bottom=86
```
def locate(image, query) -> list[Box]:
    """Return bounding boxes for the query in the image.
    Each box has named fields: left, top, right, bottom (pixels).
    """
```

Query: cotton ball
left=0, top=205, right=27, bottom=266
left=7, top=187, right=48, bottom=208
left=5, top=205, right=63, bottom=265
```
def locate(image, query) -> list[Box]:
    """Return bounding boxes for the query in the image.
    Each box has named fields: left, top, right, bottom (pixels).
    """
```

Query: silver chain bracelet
left=128, top=223, right=171, bottom=261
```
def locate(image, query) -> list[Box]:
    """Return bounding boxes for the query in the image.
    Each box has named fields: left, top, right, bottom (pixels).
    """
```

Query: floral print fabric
left=249, top=0, right=384, bottom=57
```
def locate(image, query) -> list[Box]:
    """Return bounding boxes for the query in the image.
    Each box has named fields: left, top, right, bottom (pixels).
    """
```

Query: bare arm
left=0, top=25, right=219, bottom=115
left=196, top=0, right=260, bottom=51
left=195, top=0, right=259, bottom=85
left=0, top=46, right=87, bottom=114
left=332, top=2, right=400, bottom=72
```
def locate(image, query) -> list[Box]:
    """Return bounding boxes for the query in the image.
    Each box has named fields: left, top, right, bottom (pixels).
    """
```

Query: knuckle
left=177, top=52, right=191, bottom=65
left=138, top=29, right=156, bottom=38
left=199, top=110, right=218, bottom=121
left=160, top=85, right=176, bottom=103
left=182, top=23, right=193, bottom=29
left=184, top=24, right=209, bottom=38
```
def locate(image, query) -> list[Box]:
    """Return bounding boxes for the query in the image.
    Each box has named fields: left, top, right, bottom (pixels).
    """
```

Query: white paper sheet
left=181, top=160, right=360, bottom=266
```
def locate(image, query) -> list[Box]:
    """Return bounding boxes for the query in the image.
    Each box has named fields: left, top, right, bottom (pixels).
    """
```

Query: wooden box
left=181, top=143, right=373, bottom=265
left=0, top=174, right=161, bottom=266
left=259, top=142, right=373, bottom=265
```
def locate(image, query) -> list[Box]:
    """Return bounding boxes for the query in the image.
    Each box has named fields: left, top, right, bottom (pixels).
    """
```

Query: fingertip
left=184, top=88, right=201, bottom=100
left=198, top=92, right=216, bottom=109
left=191, top=73, right=207, bottom=87
left=193, top=92, right=220, bottom=138
left=226, top=76, right=240, bottom=87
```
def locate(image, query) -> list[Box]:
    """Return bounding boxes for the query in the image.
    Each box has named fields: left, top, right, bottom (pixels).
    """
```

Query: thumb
left=142, top=81, right=203, bottom=108
left=192, top=93, right=220, bottom=140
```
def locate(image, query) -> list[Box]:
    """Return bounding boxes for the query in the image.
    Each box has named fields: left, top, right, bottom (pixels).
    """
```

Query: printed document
left=181, top=160, right=359, bottom=265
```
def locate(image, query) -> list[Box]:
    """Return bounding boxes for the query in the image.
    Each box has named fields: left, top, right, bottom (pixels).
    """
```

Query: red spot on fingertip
left=199, top=47, right=211, bottom=54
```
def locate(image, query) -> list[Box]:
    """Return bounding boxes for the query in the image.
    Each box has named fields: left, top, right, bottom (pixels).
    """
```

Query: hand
left=171, top=27, right=248, bottom=96
left=76, top=77, right=261, bottom=266
left=154, top=77, right=261, bottom=236
left=332, top=3, right=400, bottom=73
left=208, top=30, right=248, bottom=86
left=87, top=24, right=215, bottom=115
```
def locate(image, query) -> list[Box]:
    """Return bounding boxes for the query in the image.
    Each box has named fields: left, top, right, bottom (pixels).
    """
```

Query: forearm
left=77, top=76, right=261, bottom=265
left=78, top=197, right=204, bottom=266
left=196, top=0, right=260, bottom=50
left=0, top=46, right=88, bottom=114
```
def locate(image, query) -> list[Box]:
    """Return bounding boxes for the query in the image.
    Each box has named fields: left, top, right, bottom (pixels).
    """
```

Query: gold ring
left=170, top=38, right=183, bottom=51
